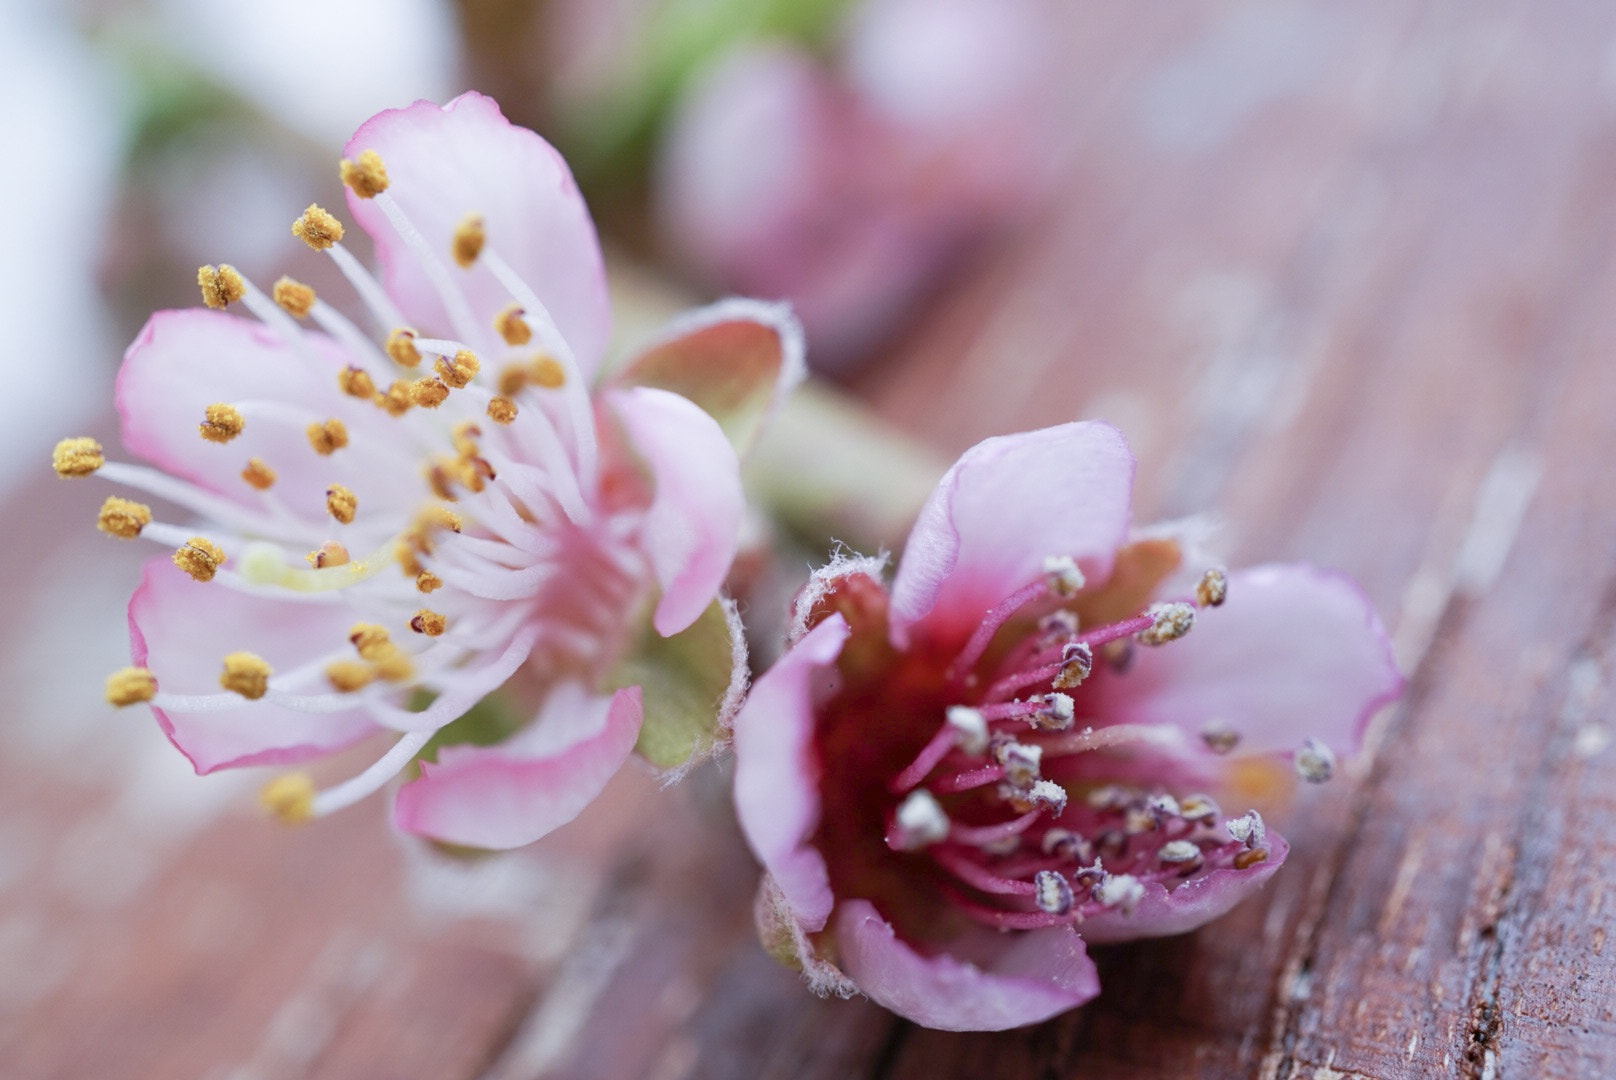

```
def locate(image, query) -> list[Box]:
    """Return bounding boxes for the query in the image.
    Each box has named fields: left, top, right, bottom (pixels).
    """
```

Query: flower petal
left=890, top=421, right=1135, bottom=638
left=732, top=614, right=850, bottom=933
left=1087, top=564, right=1403, bottom=758
left=606, top=385, right=745, bottom=637
left=129, top=559, right=379, bottom=774
left=117, top=308, right=421, bottom=521
left=1077, top=831, right=1290, bottom=944
left=834, top=899, right=1100, bottom=1030
left=393, top=683, right=643, bottom=849
left=610, top=297, right=806, bottom=458
left=344, top=92, right=611, bottom=372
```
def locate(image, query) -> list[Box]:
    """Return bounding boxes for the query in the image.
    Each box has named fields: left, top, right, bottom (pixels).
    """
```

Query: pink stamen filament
left=931, top=846, right=1037, bottom=896
left=1033, top=722, right=1184, bottom=759
left=945, top=578, right=1050, bottom=686
left=941, top=886, right=1073, bottom=931
left=889, top=723, right=964, bottom=794
left=978, top=699, right=1048, bottom=723
left=947, top=810, right=1042, bottom=847
left=982, top=660, right=1063, bottom=704
left=931, top=764, right=1006, bottom=794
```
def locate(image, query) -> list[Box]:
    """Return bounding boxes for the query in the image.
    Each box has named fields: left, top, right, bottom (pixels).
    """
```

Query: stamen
left=943, top=886, right=1075, bottom=931
left=377, top=380, right=414, bottom=415
left=1042, top=555, right=1086, bottom=597
left=1137, top=602, right=1194, bottom=645
left=308, top=730, right=434, bottom=818
left=946, top=577, right=1050, bottom=685
left=306, top=418, right=349, bottom=455
left=435, top=350, right=480, bottom=388
left=452, top=214, right=485, bottom=267
left=97, top=496, right=152, bottom=539
left=409, top=377, right=450, bottom=409
left=1233, top=847, right=1271, bottom=870
left=931, top=763, right=1004, bottom=794
left=292, top=204, right=344, bottom=250
left=197, top=264, right=246, bottom=309
left=530, top=355, right=566, bottom=388
left=931, top=846, right=1035, bottom=896
left=272, top=276, right=316, bottom=318
left=105, top=667, right=157, bottom=706
left=487, top=397, right=518, bottom=424
left=1053, top=641, right=1093, bottom=690
left=1295, top=737, right=1336, bottom=783
left=241, top=458, right=278, bottom=489
left=891, top=707, right=985, bottom=794
left=416, top=571, right=443, bottom=593
left=1041, top=828, right=1092, bottom=863
left=53, top=436, right=104, bottom=477
left=219, top=652, right=272, bottom=699
left=1035, top=870, right=1075, bottom=914
left=199, top=404, right=246, bottom=444
left=305, top=541, right=350, bottom=568
left=1158, top=840, right=1202, bottom=865
left=1226, top=809, right=1266, bottom=848
left=947, top=705, right=989, bottom=753
left=173, top=536, right=226, bottom=582
left=349, top=623, right=393, bottom=660
left=992, top=740, right=1043, bottom=787
left=338, top=366, right=377, bottom=399
left=1201, top=722, right=1240, bottom=754
left=495, top=304, right=532, bottom=345
left=410, top=609, right=447, bottom=636
left=1094, top=873, right=1145, bottom=914
left=1196, top=568, right=1228, bottom=607
left=948, top=810, right=1042, bottom=848
left=1006, top=779, right=1069, bottom=816
left=1178, top=793, right=1220, bottom=823
left=325, top=484, right=357, bottom=524
left=260, top=773, right=315, bottom=824
left=339, top=149, right=389, bottom=199
left=324, top=660, right=374, bottom=693
left=386, top=328, right=424, bottom=368
left=888, top=789, right=950, bottom=850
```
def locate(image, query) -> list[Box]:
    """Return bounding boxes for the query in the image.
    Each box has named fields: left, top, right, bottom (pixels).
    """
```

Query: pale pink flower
left=732, top=421, right=1401, bottom=1030
left=656, top=0, right=1058, bottom=369
left=69, top=93, right=802, bottom=848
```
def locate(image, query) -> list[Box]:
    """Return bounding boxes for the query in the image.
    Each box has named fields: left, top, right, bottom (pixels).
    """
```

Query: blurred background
left=5, top=1, right=1615, bottom=1076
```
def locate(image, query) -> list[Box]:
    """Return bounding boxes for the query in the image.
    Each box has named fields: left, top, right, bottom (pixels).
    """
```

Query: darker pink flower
left=732, top=421, right=1401, bottom=1030
left=67, top=94, right=801, bottom=848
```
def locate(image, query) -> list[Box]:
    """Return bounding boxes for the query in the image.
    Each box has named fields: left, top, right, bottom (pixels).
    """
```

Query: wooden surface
left=6, top=2, right=1616, bottom=1077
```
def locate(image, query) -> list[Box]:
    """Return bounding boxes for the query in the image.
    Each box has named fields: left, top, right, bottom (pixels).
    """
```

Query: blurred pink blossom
left=732, top=421, right=1401, bottom=1029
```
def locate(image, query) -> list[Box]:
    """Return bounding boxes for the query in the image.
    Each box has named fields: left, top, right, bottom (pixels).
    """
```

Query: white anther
left=1054, top=641, right=1093, bottom=689
left=1158, top=840, right=1201, bottom=864
left=1096, top=873, right=1145, bottom=914
left=1038, top=610, right=1080, bottom=641
left=1138, top=602, right=1195, bottom=645
left=992, top=741, right=1044, bottom=787
left=1042, top=555, right=1086, bottom=597
left=1178, top=793, right=1219, bottom=823
left=1196, top=567, right=1228, bottom=607
left=1200, top=722, right=1241, bottom=755
left=1034, top=870, right=1075, bottom=915
left=946, top=705, right=989, bottom=754
left=1226, top=809, right=1266, bottom=848
left=1041, top=828, right=1089, bottom=861
left=894, top=789, right=950, bottom=850
left=1036, top=692, right=1075, bottom=730
left=1085, top=784, right=1131, bottom=810
left=1027, top=779, right=1069, bottom=816
left=1295, top=737, right=1336, bottom=783
left=1145, top=793, right=1181, bottom=819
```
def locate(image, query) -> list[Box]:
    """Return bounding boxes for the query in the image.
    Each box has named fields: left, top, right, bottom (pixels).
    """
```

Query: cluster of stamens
left=881, top=562, right=1287, bottom=929
left=56, top=141, right=642, bottom=825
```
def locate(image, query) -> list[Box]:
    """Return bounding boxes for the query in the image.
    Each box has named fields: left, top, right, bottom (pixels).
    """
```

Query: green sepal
left=608, top=598, right=743, bottom=770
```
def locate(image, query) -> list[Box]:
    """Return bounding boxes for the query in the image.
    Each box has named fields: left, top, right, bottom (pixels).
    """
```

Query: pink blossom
left=731, top=422, right=1402, bottom=1030
left=69, top=93, right=802, bottom=848
left=656, top=0, right=1058, bottom=369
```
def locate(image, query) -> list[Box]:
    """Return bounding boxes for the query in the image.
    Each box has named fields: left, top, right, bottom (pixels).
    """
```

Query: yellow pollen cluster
left=415, top=571, right=442, bottom=593
left=306, top=541, right=351, bottom=568
left=53, top=436, right=104, bottom=477
left=220, top=651, right=272, bottom=699
left=453, top=214, right=486, bottom=267
left=410, top=377, right=450, bottom=409
left=338, top=366, right=376, bottom=399
left=199, top=403, right=246, bottom=443
left=260, top=773, right=315, bottom=824
left=197, top=264, right=247, bottom=310
left=349, top=622, right=393, bottom=659
left=531, top=355, right=566, bottom=388
left=325, top=659, right=374, bottom=693
left=173, top=536, right=226, bottom=582
left=386, top=328, right=422, bottom=367
left=487, top=396, right=518, bottom=424
left=97, top=496, right=152, bottom=539
left=273, top=276, right=317, bottom=318
left=293, top=204, right=344, bottom=250
left=339, top=149, right=390, bottom=199
left=105, top=666, right=157, bottom=706
left=241, top=457, right=278, bottom=489
left=377, top=380, right=414, bottom=415
left=436, top=350, right=480, bottom=388
left=495, top=304, right=532, bottom=345
left=326, top=484, right=358, bottom=524
left=424, top=506, right=463, bottom=533
left=307, top=418, right=350, bottom=455
left=410, top=609, right=447, bottom=636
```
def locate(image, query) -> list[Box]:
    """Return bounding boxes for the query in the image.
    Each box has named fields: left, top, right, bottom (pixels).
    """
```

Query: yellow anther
left=105, top=666, right=157, bottom=706
left=305, top=541, right=351, bottom=569
left=423, top=506, right=463, bottom=533
left=426, top=461, right=459, bottom=502
left=325, top=659, right=375, bottom=693
left=495, top=304, right=532, bottom=346
left=97, top=496, right=153, bottom=539
left=530, top=355, right=566, bottom=388
left=376, top=380, right=413, bottom=416
left=349, top=622, right=393, bottom=660
left=173, top=536, right=226, bottom=582
left=410, top=609, right=447, bottom=636
left=241, top=457, right=278, bottom=489
left=415, top=571, right=442, bottom=593
left=435, top=349, right=480, bottom=389
left=337, top=366, right=376, bottom=400
left=394, top=539, right=424, bottom=577
left=385, top=328, right=422, bottom=367
left=496, top=362, right=528, bottom=396
left=260, top=773, right=316, bottom=824
left=326, top=483, right=358, bottom=524
left=451, top=420, right=481, bottom=457
left=372, top=645, right=415, bottom=683
left=307, top=418, right=350, bottom=455
left=53, top=436, right=104, bottom=477
left=409, top=377, right=449, bottom=409
left=292, top=204, right=344, bottom=250
left=1196, top=568, right=1229, bottom=608
left=272, top=276, right=317, bottom=318
left=197, top=264, right=247, bottom=309
left=487, top=396, right=518, bottom=424
left=220, top=651, right=272, bottom=699
left=199, top=403, right=246, bottom=444
left=452, top=214, right=485, bottom=267
left=339, top=149, right=389, bottom=199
